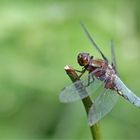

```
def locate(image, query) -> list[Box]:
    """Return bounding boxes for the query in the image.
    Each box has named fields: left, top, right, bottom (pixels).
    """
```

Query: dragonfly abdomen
left=114, top=76, right=140, bottom=108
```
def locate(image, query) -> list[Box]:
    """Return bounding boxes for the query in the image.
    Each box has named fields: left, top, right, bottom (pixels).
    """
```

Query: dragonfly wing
left=80, top=22, right=108, bottom=62
left=59, top=76, right=103, bottom=103
left=88, top=89, right=118, bottom=126
left=114, top=76, right=140, bottom=108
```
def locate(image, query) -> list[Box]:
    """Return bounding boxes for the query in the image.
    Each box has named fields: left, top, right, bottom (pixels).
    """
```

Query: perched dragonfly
left=60, top=23, right=140, bottom=126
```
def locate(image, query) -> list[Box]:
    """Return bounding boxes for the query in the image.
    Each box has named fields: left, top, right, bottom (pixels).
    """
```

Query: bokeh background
left=0, top=0, right=140, bottom=139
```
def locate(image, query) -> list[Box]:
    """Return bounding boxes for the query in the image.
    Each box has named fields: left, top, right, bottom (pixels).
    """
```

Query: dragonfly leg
left=88, top=73, right=95, bottom=86
left=73, top=67, right=87, bottom=78
left=86, top=72, right=95, bottom=87
left=77, top=68, right=87, bottom=79
left=74, top=69, right=83, bottom=73
left=85, top=68, right=102, bottom=87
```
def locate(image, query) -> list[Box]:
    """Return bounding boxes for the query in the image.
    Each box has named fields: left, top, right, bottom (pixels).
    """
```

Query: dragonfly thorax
left=105, top=64, right=116, bottom=77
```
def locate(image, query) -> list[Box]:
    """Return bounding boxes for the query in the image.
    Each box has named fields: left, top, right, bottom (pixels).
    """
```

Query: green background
left=0, top=0, right=140, bottom=139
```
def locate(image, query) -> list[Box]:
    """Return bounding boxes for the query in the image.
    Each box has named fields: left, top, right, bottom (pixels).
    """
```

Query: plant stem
left=64, top=65, right=101, bottom=140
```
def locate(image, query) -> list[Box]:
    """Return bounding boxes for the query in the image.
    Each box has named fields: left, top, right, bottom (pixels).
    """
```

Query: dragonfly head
left=77, top=53, right=91, bottom=66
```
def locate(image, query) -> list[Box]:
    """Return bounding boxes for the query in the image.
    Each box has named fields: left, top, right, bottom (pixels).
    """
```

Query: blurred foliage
left=0, top=0, right=140, bottom=139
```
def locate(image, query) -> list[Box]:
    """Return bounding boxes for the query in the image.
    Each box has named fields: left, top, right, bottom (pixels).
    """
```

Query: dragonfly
left=60, top=23, right=140, bottom=126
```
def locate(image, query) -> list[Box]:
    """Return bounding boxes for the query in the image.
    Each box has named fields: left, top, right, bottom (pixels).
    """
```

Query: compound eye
left=77, top=53, right=84, bottom=66
left=77, top=53, right=90, bottom=66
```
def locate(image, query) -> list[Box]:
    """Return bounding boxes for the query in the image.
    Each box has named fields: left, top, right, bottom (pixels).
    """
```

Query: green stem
left=64, top=65, right=101, bottom=140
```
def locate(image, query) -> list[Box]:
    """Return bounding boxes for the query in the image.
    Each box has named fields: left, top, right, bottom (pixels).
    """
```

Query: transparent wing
left=80, top=22, right=108, bottom=62
left=59, top=76, right=103, bottom=103
left=110, top=40, right=116, bottom=67
left=88, top=89, right=118, bottom=126
left=114, top=76, right=140, bottom=108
